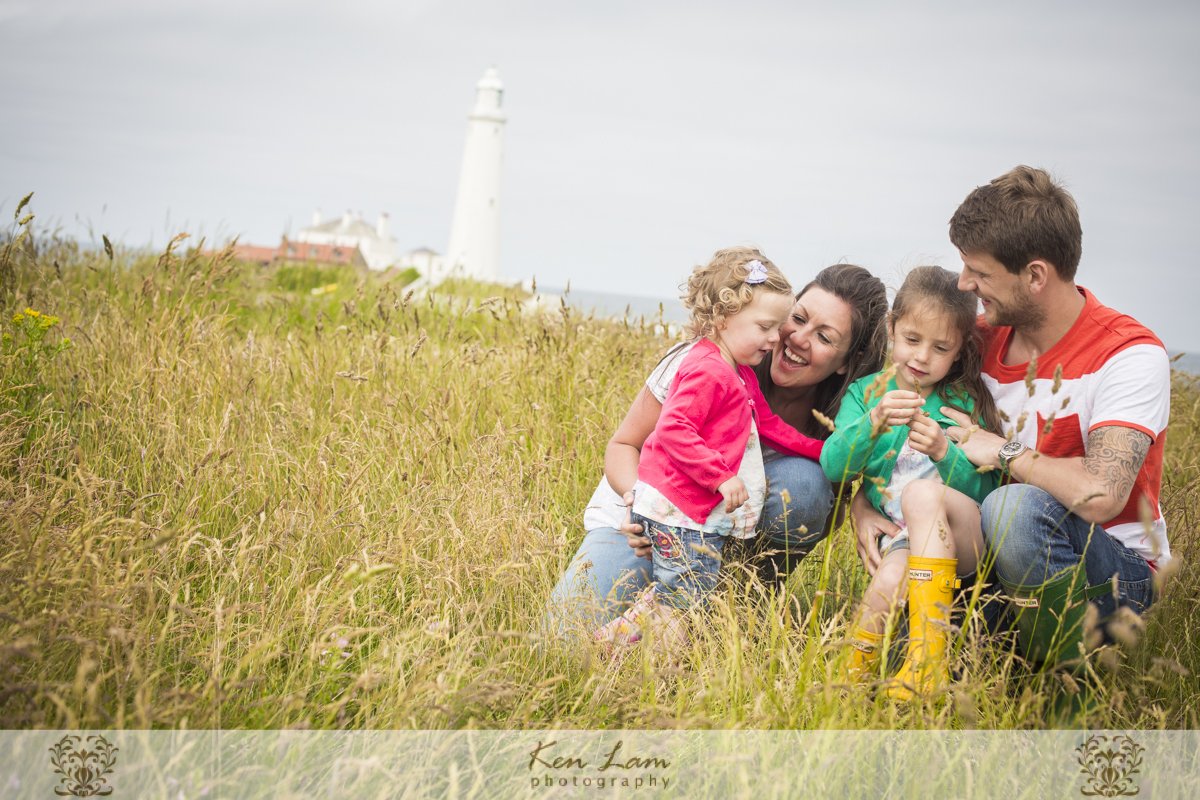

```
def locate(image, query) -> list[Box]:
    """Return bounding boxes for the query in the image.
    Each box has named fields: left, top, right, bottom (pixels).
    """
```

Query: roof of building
left=302, top=215, right=381, bottom=241
left=280, top=240, right=365, bottom=265
left=223, top=238, right=366, bottom=267
left=231, top=244, right=278, bottom=263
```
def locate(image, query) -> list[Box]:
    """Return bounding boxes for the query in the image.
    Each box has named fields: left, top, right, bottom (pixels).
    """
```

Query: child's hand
left=908, top=410, right=949, bottom=461
left=870, top=390, right=923, bottom=431
left=717, top=476, right=748, bottom=512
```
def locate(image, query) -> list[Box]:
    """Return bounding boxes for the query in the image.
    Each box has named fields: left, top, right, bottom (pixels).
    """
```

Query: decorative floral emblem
left=652, top=528, right=679, bottom=559
left=1076, top=734, right=1144, bottom=797
left=49, top=734, right=119, bottom=797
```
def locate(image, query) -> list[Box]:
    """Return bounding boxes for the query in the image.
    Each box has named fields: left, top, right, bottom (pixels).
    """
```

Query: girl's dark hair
left=891, top=266, right=1002, bottom=432
left=757, top=263, right=889, bottom=438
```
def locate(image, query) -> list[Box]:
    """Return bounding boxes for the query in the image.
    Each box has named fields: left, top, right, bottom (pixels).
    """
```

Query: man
left=941, top=165, right=1170, bottom=671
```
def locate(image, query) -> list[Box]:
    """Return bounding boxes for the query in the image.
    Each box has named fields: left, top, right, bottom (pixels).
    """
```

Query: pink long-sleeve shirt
left=638, top=337, right=824, bottom=525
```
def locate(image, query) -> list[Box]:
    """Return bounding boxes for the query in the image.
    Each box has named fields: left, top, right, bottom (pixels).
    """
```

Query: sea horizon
left=541, top=284, right=1200, bottom=376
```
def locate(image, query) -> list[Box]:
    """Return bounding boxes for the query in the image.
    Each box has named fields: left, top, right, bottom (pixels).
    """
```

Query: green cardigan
left=819, top=373, right=1000, bottom=514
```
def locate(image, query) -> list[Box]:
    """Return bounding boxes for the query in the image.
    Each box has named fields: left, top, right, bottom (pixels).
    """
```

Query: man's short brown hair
left=949, top=165, right=1082, bottom=281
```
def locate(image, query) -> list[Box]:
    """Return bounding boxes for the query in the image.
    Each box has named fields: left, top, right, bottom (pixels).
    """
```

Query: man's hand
left=618, top=491, right=653, bottom=560
left=908, top=410, right=949, bottom=461
left=942, top=406, right=1005, bottom=468
left=849, top=487, right=897, bottom=576
left=870, top=389, right=923, bottom=431
left=717, top=476, right=748, bottom=512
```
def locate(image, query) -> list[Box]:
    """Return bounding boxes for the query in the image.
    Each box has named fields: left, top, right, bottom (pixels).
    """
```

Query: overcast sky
left=4, top=0, right=1199, bottom=350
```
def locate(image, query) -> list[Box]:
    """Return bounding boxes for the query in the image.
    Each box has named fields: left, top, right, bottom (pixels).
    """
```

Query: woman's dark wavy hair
left=891, top=265, right=1002, bottom=432
left=756, top=263, right=889, bottom=438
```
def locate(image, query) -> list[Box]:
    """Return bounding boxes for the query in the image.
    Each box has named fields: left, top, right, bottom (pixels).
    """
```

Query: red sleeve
left=742, top=366, right=823, bottom=461
left=656, top=357, right=737, bottom=491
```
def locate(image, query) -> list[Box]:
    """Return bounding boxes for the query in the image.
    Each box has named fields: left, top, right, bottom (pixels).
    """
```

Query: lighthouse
left=445, top=67, right=506, bottom=283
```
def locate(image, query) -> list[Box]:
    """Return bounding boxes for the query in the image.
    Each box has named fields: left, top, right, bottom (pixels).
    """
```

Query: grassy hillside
left=1, top=219, right=1196, bottom=730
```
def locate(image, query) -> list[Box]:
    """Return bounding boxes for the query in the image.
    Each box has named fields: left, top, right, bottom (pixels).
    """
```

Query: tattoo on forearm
left=1083, top=427, right=1151, bottom=504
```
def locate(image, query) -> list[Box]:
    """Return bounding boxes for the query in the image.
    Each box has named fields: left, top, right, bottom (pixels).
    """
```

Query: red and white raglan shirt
left=980, top=287, right=1171, bottom=566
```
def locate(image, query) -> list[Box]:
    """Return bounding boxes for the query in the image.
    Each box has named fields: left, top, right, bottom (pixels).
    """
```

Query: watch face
left=1000, top=441, right=1025, bottom=463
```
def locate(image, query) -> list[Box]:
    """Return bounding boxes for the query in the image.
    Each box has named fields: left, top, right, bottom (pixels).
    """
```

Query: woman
left=547, top=263, right=889, bottom=633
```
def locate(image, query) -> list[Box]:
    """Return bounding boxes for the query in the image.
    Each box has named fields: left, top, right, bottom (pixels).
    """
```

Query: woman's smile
left=780, top=345, right=809, bottom=367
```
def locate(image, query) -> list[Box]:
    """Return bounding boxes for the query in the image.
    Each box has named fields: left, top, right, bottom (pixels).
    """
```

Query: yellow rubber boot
left=838, top=626, right=884, bottom=683
left=886, top=556, right=960, bottom=701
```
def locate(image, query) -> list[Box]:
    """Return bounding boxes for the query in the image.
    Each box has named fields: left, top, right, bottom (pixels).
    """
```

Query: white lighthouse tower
left=445, top=67, right=506, bottom=284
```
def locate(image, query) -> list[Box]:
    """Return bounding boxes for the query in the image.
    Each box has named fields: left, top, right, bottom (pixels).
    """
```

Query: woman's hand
left=908, top=410, right=949, bottom=461
left=869, top=389, right=923, bottom=431
left=849, top=486, right=898, bottom=576
left=717, top=476, right=748, bottom=512
left=618, top=491, right=653, bottom=560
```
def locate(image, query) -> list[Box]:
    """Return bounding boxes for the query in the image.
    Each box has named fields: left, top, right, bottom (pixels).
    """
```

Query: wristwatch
left=998, top=440, right=1028, bottom=472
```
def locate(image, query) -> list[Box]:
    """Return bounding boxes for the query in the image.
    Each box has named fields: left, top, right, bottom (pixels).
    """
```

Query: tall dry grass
left=0, top=217, right=1196, bottom=730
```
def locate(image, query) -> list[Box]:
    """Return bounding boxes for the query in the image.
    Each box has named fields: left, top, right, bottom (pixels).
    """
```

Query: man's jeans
left=980, top=484, right=1154, bottom=618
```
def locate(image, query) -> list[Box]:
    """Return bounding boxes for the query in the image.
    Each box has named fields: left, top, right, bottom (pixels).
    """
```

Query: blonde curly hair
left=681, top=247, right=792, bottom=339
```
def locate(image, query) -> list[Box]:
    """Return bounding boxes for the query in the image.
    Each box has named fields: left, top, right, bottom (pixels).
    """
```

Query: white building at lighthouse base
left=296, top=210, right=400, bottom=271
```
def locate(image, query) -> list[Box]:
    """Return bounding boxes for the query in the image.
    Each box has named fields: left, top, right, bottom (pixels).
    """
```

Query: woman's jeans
left=545, top=456, right=833, bottom=633
left=980, top=484, right=1155, bottom=618
left=753, top=454, right=836, bottom=586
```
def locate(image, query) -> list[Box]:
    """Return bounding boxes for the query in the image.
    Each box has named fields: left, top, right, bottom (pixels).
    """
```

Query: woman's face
left=769, top=286, right=853, bottom=390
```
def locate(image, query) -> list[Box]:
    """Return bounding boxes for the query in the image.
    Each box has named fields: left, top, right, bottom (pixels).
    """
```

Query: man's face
left=956, top=250, right=1044, bottom=329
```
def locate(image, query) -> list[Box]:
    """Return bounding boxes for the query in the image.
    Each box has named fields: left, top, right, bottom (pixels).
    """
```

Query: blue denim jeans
left=544, top=526, right=651, bottom=634
left=544, top=456, right=833, bottom=633
left=980, top=484, right=1154, bottom=618
left=752, top=454, right=835, bottom=585
left=638, top=513, right=726, bottom=610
